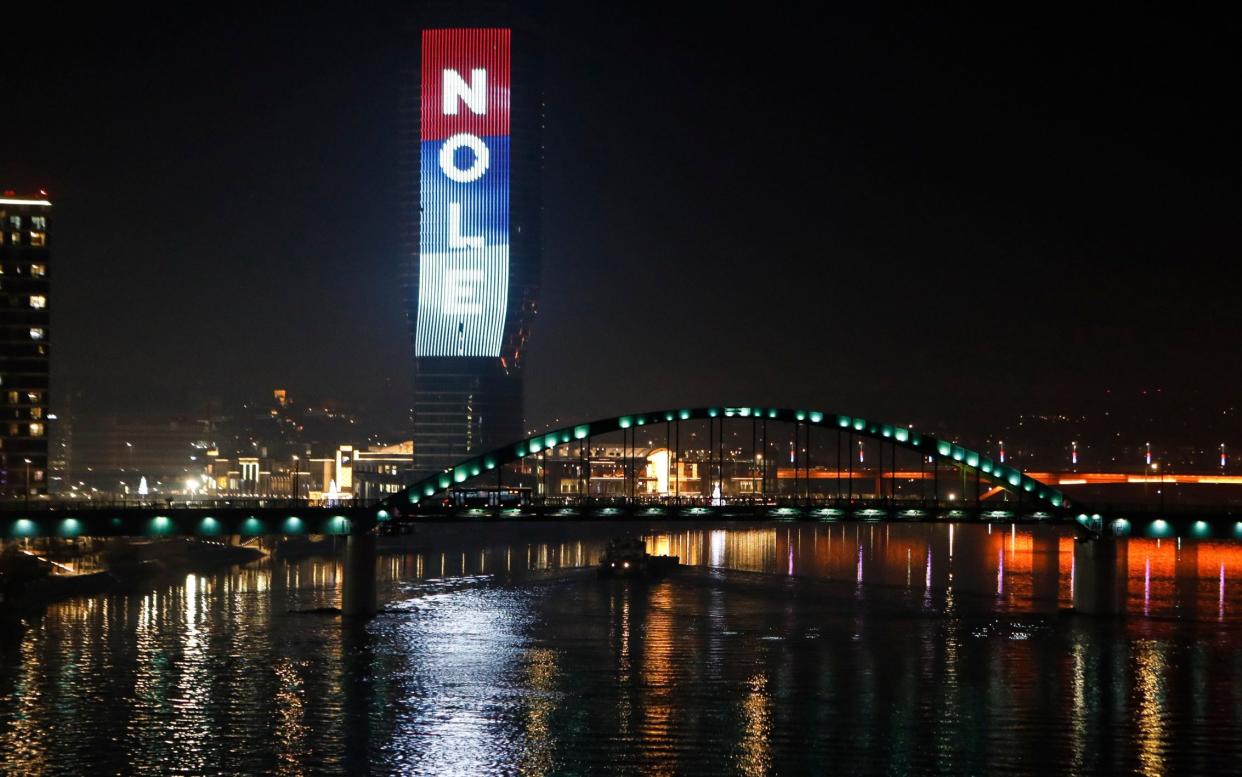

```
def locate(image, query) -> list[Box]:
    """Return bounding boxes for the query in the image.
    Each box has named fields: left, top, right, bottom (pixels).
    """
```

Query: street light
left=291, top=455, right=300, bottom=501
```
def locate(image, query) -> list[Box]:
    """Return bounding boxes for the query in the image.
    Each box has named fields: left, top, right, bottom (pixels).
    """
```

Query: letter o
left=438, top=133, right=490, bottom=183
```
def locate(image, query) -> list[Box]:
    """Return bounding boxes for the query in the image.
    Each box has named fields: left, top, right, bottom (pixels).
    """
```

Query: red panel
left=421, top=28, right=511, bottom=142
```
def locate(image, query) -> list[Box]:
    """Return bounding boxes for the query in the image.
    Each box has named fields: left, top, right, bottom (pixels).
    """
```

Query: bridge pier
left=1072, top=536, right=1128, bottom=616
left=1030, top=533, right=1062, bottom=612
left=342, top=520, right=377, bottom=617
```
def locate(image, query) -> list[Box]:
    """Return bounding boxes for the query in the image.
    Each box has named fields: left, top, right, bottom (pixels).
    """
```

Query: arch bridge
left=384, top=406, right=1100, bottom=531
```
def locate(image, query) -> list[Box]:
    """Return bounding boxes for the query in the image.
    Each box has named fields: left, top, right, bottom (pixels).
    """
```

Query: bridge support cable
left=755, top=417, right=765, bottom=496
left=675, top=420, right=681, bottom=500
left=836, top=427, right=843, bottom=504
left=806, top=422, right=813, bottom=503
left=891, top=440, right=898, bottom=506
left=975, top=467, right=981, bottom=511
left=847, top=431, right=854, bottom=504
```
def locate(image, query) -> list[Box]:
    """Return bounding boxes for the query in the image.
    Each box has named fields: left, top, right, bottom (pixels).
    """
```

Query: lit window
left=31, top=264, right=45, bottom=277
left=29, top=232, right=45, bottom=247
left=8, top=216, right=20, bottom=230
left=31, top=407, right=42, bottom=419
left=31, top=216, right=46, bottom=231
left=29, top=295, right=46, bottom=309
left=10, top=232, right=19, bottom=245
left=6, top=391, right=17, bottom=404
left=30, top=423, right=44, bottom=437
left=27, top=392, right=39, bottom=403
left=29, top=328, right=44, bottom=340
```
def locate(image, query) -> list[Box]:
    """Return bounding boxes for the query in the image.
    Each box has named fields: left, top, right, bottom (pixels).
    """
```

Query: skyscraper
left=404, top=13, right=542, bottom=476
left=0, top=193, right=52, bottom=497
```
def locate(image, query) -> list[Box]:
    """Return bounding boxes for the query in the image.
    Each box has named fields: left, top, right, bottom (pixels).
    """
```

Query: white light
left=438, top=133, right=490, bottom=183
left=0, top=199, right=52, bottom=207
left=442, top=68, right=487, bottom=115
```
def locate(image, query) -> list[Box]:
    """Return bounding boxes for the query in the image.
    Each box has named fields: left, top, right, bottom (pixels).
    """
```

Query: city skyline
left=2, top=5, right=1239, bottom=450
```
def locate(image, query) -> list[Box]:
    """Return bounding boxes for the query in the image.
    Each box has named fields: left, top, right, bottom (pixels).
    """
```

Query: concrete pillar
left=342, top=530, right=377, bottom=617
left=1072, top=535, right=1129, bottom=616
left=1030, top=532, right=1062, bottom=611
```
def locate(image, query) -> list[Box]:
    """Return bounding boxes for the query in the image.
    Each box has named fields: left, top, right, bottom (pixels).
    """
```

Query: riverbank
left=0, top=538, right=264, bottom=614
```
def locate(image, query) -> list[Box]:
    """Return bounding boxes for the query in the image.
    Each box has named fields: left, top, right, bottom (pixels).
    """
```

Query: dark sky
left=4, top=3, right=1239, bottom=434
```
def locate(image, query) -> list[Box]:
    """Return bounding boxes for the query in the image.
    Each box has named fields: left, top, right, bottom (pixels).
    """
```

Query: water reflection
left=737, top=673, right=771, bottom=776
left=2, top=523, right=1242, bottom=774
left=642, top=525, right=1242, bottom=621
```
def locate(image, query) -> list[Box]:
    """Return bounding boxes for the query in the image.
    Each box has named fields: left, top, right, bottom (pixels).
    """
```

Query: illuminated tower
left=405, top=14, right=542, bottom=476
left=0, top=192, right=52, bottom=497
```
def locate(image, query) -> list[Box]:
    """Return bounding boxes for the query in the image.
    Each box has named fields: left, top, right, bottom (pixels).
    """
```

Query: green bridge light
left=59, top=518, right=82, bottom=538
left=283, top=516, right=304, bottom=534
left=197, top=517, right=221, bottom=536
left=1146, top=519, right=1172, bottom=538
left=12, top=518, right=37, bottom=538
left=147, top=516, right=173, bottom=536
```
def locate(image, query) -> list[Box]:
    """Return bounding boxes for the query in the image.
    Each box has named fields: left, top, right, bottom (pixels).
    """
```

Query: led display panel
left=416, top=28, right=511, bottom=357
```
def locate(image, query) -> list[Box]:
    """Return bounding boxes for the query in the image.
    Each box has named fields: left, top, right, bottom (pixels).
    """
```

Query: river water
left=2, top=522, right=1242, bottom=775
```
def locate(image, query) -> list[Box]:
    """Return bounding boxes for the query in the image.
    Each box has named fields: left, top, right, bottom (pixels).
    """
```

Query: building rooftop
left=0, top=190, right=52, bottom=207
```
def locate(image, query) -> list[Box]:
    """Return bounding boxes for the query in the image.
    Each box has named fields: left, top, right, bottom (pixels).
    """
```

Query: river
left=2, top=522, right=1241, bottom=775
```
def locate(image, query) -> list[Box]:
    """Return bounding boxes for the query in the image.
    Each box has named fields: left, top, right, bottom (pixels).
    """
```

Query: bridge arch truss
left=386, top=406, right=1074, bottom=519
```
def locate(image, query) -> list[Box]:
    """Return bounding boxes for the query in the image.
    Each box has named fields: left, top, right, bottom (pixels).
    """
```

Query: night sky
left=4, top=4, right=1239, bottom=435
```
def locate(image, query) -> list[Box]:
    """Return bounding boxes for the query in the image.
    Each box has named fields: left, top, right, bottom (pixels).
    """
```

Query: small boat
left=598, top=537, right=680, bottom=578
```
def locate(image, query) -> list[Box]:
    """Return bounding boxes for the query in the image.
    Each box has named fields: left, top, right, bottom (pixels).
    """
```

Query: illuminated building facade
left=405, top=13, right=542, bottom=476
left=0, top=194, right=52, bottom=497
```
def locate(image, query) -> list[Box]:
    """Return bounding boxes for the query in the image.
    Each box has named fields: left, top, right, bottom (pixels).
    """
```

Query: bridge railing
left=0, top=497, right=359, bottom=513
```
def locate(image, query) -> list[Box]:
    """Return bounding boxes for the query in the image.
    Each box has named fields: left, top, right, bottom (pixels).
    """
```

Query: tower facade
left=405, top=18, right=542, bottom=476
left=0, top=193, right=52, bottom=497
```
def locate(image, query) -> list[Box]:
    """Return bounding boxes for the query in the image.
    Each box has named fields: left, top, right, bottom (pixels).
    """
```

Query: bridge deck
left=2, top=498, right=1241, bottom=539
